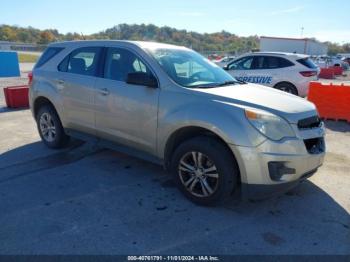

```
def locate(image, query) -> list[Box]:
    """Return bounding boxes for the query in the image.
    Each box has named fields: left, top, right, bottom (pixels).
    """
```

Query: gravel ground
left=0, top=70, right=349, bottom=255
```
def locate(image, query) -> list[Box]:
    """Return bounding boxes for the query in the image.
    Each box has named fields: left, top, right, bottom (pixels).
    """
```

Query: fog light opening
left=268, top=161, right=296, bottom=181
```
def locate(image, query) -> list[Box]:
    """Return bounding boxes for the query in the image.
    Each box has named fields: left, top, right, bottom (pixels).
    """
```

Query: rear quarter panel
left=30, top=70, right=65, bottom=121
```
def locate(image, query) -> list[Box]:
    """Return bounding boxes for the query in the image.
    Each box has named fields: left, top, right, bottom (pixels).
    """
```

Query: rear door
left=229, top=56, right=294, bottom=87
left=247, top=56, right=275, bottom=86
left=56, top=46, right=102, bottom=134
left=260, top=56, right=298, bottom=87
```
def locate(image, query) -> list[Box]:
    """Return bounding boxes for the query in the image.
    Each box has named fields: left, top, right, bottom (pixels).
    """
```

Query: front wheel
left=170, top=136, right=239, bottom=206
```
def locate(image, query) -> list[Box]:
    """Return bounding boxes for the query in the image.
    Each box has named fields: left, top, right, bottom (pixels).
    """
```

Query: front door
left=227, top=56, right=274, bottom=86
left=227, top=56, right=254, bottom=81
left=94, top=47, right=160, bottom=154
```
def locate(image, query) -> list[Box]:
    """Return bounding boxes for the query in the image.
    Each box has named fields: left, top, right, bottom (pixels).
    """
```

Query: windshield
left=147, top=48, right=238, bottom=88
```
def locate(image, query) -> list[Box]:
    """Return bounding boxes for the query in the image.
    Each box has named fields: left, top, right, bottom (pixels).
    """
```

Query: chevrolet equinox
left=29, top=41, right=325, bottom=205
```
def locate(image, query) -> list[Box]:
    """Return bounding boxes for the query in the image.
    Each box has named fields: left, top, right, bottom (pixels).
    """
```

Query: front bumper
left=241, top=168, right=318, bottom=199
left=230, top=127, right=325, bottom=199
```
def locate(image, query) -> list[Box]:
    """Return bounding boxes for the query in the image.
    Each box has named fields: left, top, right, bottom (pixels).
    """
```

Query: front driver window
left=228, top=57, right=254, bottom=70
left=104, top=48, right=150, bottom=81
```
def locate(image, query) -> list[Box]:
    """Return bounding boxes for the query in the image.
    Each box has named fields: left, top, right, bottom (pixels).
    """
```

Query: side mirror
left=223, top=65, right=229, bottom=71
left=126, top=72, right=158, bottom=88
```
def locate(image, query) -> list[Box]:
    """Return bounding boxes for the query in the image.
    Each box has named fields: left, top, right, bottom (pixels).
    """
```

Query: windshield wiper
left=216, top=80, right=241, bottom=87
left=187, top=84, right=218, bottom=89
left=188, top=80, right=244, bottom=89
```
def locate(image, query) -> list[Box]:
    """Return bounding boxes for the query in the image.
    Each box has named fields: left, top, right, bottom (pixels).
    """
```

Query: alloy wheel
left=39, top=112, right=56, bottom=142
left=178, top=151, right=219, bottom=198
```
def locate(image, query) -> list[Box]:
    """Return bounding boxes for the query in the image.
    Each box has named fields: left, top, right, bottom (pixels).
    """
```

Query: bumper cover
left=241, top=168, right=318, bottom=200
left=229, top=132, right=325, bottom=199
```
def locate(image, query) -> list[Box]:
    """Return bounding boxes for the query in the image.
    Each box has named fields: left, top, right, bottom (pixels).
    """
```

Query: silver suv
left=29, top=41, right=325, bottom=205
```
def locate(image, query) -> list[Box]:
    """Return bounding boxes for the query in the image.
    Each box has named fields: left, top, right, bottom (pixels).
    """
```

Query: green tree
left=39, top=31, right=55, bottom=44
left=0, top=26, right=17, bottom=41
left=0, top=24, right=349, bottom=55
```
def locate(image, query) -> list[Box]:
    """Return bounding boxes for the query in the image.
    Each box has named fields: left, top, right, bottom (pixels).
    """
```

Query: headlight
left=245, top=108, right=295, bottom=141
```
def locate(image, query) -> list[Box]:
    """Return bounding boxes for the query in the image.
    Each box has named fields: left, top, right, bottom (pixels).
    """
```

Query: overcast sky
left=1, top=0, right=349, bottom=43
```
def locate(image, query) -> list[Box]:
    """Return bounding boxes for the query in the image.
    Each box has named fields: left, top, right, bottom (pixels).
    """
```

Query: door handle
left=99, top=88, right=110, bottom=96
left=57, top=79, right=65, bottom=85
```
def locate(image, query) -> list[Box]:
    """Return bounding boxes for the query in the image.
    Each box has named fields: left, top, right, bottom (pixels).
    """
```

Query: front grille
left=304, top=137, right=325, bottom=154
left=298, top=116, right=322, bottom=129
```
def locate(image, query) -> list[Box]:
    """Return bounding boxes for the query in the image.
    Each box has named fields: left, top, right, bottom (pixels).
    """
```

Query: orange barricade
left=308, top=82, right=350, bottom=122
left=318, top=68, right=335, bottom=79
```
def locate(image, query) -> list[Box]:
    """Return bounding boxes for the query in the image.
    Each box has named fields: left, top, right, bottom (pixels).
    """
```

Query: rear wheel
left=170, top=136, right=239, bottom=206
left=275, top=82, right=298, bottom=95
left=36, top=105, right=69, bottom=148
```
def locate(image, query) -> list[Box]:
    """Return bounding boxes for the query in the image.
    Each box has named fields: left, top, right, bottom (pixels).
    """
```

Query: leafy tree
left=39, top=31, right=56, bottom=44
left=0, top=24, right=349, bottom=55
left=0, top=25, right=17, bottom=41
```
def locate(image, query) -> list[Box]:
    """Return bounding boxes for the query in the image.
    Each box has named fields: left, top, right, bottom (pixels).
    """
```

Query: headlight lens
left=245, top=108, right=295, bottom=141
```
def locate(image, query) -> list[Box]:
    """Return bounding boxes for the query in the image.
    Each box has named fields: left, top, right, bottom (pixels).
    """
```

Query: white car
left=224, top=52, right=319, bottom=96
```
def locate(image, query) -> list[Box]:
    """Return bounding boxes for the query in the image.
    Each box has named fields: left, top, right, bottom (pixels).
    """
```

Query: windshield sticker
left=236, top=76, right=272, bottom=84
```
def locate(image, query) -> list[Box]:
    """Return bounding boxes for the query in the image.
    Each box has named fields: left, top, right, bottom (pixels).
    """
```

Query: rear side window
left=277, top=57, right=294, bottom=68
left=297, top=58, right=318, bottom=69
left=251, top=56, right=294, bottom=69
left=58, top=47, right=102, bottom=76
left=264, top=56, right=279, bottom=69
left=35, top=47, right=64, bottom=69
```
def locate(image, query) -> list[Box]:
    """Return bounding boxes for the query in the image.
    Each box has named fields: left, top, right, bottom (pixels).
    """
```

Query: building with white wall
left=260, top=36, right=328, bottom=55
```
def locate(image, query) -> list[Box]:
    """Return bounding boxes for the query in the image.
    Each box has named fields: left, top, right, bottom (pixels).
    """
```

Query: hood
left=193, top=83, right=317, bottom=123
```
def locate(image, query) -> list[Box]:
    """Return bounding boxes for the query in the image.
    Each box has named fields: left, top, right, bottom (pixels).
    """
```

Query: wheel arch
left=33, top=96, right=59, bottom=119
left=163, top=126, right=241, bottom=184
left=273, top=81, right=298, bottom=95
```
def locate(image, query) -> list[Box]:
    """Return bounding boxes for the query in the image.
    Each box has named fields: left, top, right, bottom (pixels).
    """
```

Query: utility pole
left=300, top=27, right=304, bottom=38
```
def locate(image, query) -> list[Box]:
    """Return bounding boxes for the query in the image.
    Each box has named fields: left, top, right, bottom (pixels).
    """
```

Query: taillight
left=300, top=71, right=317, bottom=77
left=28, top=71, right=33, bottom=85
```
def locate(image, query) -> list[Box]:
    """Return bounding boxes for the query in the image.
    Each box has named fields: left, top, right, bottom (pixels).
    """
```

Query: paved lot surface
left=0, top=73, right=349, bottom=255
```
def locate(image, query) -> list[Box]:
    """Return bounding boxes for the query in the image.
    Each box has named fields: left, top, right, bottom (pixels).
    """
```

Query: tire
left=170, top=136, right=239, bottom=206
left=36, top=105, right=69, bottom=149
left=275, top=82, right=298, bottom=95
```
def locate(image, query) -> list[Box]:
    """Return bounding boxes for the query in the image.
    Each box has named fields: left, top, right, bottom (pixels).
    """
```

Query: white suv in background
left=224, top=52, right=319, bottom=96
